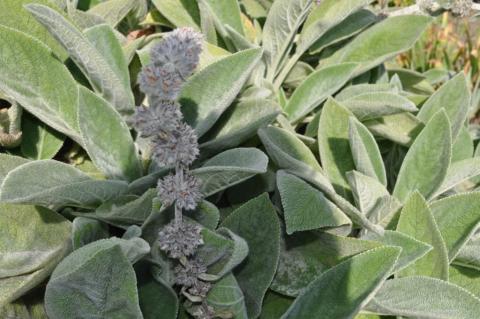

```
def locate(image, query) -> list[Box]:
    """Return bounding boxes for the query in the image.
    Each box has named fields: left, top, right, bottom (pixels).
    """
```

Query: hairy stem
left=175, top=163, right=184, bottom=228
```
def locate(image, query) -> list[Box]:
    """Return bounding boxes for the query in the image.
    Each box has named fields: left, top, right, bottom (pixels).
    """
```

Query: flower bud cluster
left=133, top=27, right=213, bottom=318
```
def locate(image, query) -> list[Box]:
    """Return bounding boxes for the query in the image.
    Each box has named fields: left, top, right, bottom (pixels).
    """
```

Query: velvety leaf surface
left=280, top=247, right=401, bottom=319
left=87, top=0, right=138, bottom=27
left=45, top=242, right=143, bottom=319
left=78, top=87, right=141, bottom=182
left=433, top=157, right=480, bottom=198
left=0, top=204, right=71, bottom=306
left=318, top=98, right=356, bottom=201
left=284, top=63, right=357, bottom=123
left=363, top=230, right=432, bottom=273
left=349, top=118, right=387, bottom=185
left=75, top=189, right=156, bottom=228
left=152, top=0, right=200, bottom=29
left=271, top=232, right=382, bottom=297
left=346, top=171, right=393, bottom=218
left=0, top=0, right=67, bottom=58
left=207, top=273, right=248, bottom=319
left=430, top=193, right=480, bottom=261
left=0, top=25, right=80, bottom=142
left=26, top=4, right=135, bottom=113
left=396, top=192, right=449, bottom=279
left=277, top=171, right=351, bottom=234
left=180, top=48, right=263, bottom=137
left=221, top=194, right=281, bottom=318
left=262, top=0, right=311, bottom=78
left=136, top=261, right=178, bottom=319
left=21, top=114, right=65, bottom=160
left=308, top=9, right=377, bottom=54
left=0, top=160, right=128, bottom=209
left=342, top=92, right=417, bottom=120
left=258, top=126, right=323, bottom=173
left=0, top=154, right=29, bottom=185
left=331, top=15, right=432, bottom=73
left=200, top=97, right=280, bottom=154
left=366, top=276, right=480, bottom=318
left=193, top=148, right=268, bottom=197
left=417, top=73, right=470, bottom=140
left=299, top=0, right=372, bottom=56
left=72, top=217, right=109, bottom=250
left=393, top=110, right=451, bottom=202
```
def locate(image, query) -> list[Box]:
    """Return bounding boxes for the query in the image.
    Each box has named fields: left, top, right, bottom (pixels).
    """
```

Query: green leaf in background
left=87, top=0, right=139, bottom=27
left=449, top=265, right=480, bottom=298
left=152, top=0, right=201, bottom=29
left=363, top=230, right=432, bottom=273
left=430, top=193, right=480, bottom=261
left=451, top=126, right=474, bottom=162
left=0, top=160, right=128, bottom=209
left=0, top=0, right=67, bottom=59
left=433, top=157, right=480, bottom=198
left=329, top=15, right=432, bottom=74
left=417, top=73, right=470, bottom=140
left=259, top=126, right=323, bottom=173
left=280, top=246, right=401, bottom=319
left=221, top=193, right=281, bottom=318
left=0, top=154, right=30, bottom=185
left=347, top=171, right=397, bottom=219
left=342, top=92, right=418, bottom=120
left=0, top=25, right=81, bottom=142
left=74, top=189, right=156, bottom=228
left=284, top=63, right=358, bottom=123
left=259, top=291, right=293, bottom=319
left=308, top=9, right=377, bottom=54
left=349, top=117, right=387, bottom=186
left=365, top=112, right=423, bottom=146
left=192, top=148, right=268, bottom=197
left=78, top=87, right=141, bottom=182
left=277, top=171, right=351, bottom=235
left=393, top=110, right=451, bottom=202
left=135, top=261, right=178, bottom=319
left=83, top=23, right=131, bottom=93
left=207, top=273, right=248, bottom=319
left=271, top=231, right=382, bottom=297
left=318, top=98, right=356, bottom=201
left=203, top=0, right=244, bottom=35
left=396, top=192, right=449, bottom=279
left=45, top=242, right=143, bottom=319
left=180, top=48, right=263, bottom=137
left=336, top=83, right=398, bottom=101
left=200, top=97, right=280, bottom=155
left=20, top=113, right=65, bottom=160
left=0, top=204, right=71, bottom=306
left=262, top=0, right=311, bottom=80
left=26, top=4, right=135, bottom=113
left=71, top=217, right=109, bottom=250
left=296, top=0, right=372, bottom=61
left=365, top=276, right=480, bottom=318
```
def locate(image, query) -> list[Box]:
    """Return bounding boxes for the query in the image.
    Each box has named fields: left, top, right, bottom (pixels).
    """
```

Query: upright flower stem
left=175, top=162, right=184, bottom=228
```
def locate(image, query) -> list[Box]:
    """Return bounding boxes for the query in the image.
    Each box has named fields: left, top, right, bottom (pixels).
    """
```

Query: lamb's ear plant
left=2, top=0, right=480, bottom=318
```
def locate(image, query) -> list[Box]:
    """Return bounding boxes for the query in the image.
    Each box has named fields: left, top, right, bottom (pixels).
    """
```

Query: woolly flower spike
left=152, top=123, right=200, bottom=166
left=130, top=101, right=183, bottom=138
left=157, top=170, right=202, bottom=210
left=174, top=258, right=208, bottom=287
left=158, top=221, right=203, bottom=258
left=451, top=0, right=472, bottom=17
left=151, top=27, right=203, bottom=79
left=190, top=303, right=215, bottom=319
left=138, top=64, right=183, bottom=100
left=416, top=0, right=435, bottom=11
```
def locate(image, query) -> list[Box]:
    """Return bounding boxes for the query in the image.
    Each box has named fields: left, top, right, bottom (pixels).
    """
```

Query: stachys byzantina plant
left=2, top=0, right=480, bottom=318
